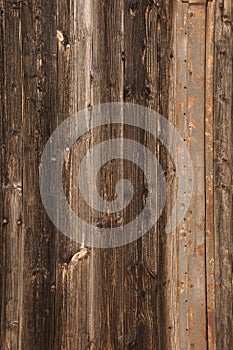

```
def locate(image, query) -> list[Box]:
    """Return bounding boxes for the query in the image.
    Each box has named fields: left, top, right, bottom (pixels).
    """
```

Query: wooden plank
left=59, top=0, right=126, bottom=348
left=214, top=0, right=233, bottom=348
left=175, top=1, right=207, bottom=348
left=20, top=1, right=57, bottom=348
left=205, top=1, right=216, bottom=349
left=0, top=1, right=23, bottom=349
left=59, top=0, right=175, bottom=348
left=57, top=0, right=95, bottom=348
left=139, top=2, right=176, bottom=348
left=87, top=1, right=125, bottom=348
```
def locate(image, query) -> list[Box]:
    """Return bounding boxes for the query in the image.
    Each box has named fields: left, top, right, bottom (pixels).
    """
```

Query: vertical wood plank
left=123, top=1, right=175, bottom=348
left=205, top=1, right=216, bottom=349
left=59, top=0, right=175, bottom=349
left=57, top=0, right=94, bottom=348
left=20, top=1, right=57, bottom=348
left=174, top=1, right=207, bottom=348
left=89, top=1, right=125, bottom=348
left=0, top=1, right=23, bottom=349
left=214, top=0, right=233, bottom=348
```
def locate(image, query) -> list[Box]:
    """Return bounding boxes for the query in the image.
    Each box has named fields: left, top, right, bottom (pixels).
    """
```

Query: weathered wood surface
left=0, top=0, right=232, bottom=349
left=213, top=1, right=233, bottom=349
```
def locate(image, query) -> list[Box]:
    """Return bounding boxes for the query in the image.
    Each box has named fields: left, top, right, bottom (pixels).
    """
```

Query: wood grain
left=0, top=0, right=232, bottom=349
left=214, top=0, right=233, bottom=349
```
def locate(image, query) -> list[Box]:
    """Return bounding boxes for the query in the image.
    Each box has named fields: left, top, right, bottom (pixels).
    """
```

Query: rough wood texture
left=213, top=0, right=233, bottom=349
left=205, top=1, right=216, bottom=349
left=175, top=1, right=207, bottom=348
left=0, top=0, right=232, bottom=349
left=0, top=2, right=23, bottom=349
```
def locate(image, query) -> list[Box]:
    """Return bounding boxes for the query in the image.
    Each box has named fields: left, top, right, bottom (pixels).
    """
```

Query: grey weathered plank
left=174, top=1, right=207, bottom=348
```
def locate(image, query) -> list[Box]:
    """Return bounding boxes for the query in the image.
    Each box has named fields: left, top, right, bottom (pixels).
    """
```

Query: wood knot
left=10, top=320, right=19, bottom=327
left=124, top=86, right=134, bottom=99
left=145, top=86, right=152, bottom=100
left=129, top=3, right=138, bottom=17
left=70, top=248, right=89, bottom=263
left=57, top=29, right=69, bottom=48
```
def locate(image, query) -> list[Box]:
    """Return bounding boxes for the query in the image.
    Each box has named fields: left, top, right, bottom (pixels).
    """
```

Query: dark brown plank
left=0, top=1, right=23, bottom=349
left=20, top=1, right=57, bottom=349
left=214, top=0, right=233, bottom=349
left=123, top=1, right=174, bottom=349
